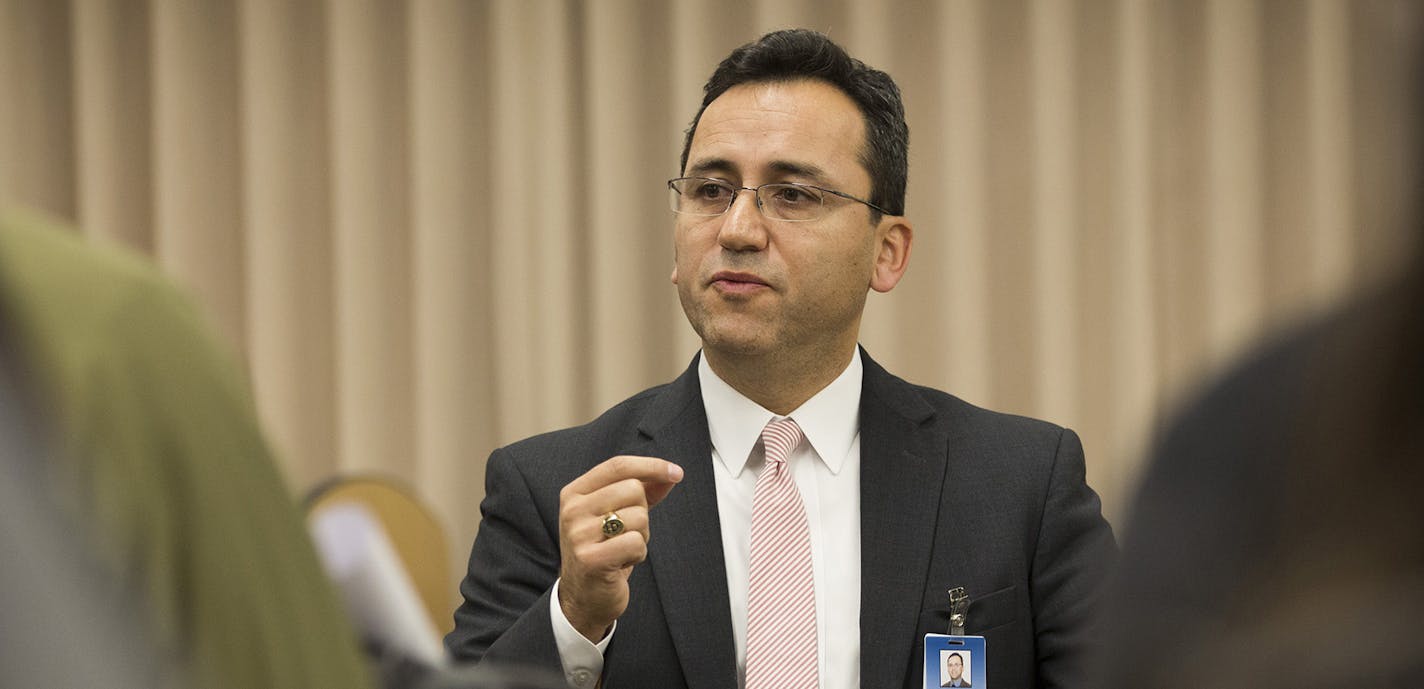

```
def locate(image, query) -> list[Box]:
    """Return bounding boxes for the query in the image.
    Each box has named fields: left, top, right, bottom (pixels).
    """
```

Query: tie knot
left=760, top=417, right=804, bottom=467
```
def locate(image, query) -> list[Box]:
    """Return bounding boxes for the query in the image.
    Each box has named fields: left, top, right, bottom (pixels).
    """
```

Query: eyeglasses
left=667, top=176, right=892, bottom=222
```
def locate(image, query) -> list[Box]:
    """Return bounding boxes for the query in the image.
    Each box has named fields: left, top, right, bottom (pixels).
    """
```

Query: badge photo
left=923, top=634, right=986, bottom=689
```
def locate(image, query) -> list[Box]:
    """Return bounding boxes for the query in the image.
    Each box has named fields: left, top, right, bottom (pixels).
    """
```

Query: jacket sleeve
left=1028, top=427, right=1118, bottom=689
left=446, top=444, right=565, bottom=673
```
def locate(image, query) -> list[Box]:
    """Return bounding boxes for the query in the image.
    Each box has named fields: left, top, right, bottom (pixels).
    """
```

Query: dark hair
left=679, top=29, right=909, bottom=219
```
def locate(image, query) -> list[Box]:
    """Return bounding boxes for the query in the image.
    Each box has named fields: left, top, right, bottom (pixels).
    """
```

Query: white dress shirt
left=552, top=351, right=864, bottom=689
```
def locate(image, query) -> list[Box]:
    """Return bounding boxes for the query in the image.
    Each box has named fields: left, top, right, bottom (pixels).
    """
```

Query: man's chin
left=685, top=311, right=774, bottom=349
left=695, top=326, right=777, bottom=359
left=702, top=335, right=773, bottom=358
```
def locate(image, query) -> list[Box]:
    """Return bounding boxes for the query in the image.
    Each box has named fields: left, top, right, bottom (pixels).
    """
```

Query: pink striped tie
left=746, top=417, right=818, bottom=689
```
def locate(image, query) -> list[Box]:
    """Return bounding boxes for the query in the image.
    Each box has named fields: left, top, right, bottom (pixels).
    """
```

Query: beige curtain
left=2, top=0, right=1418, bottom=601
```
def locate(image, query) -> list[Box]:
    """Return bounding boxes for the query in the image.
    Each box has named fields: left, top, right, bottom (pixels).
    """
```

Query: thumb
left=643, top=462, right=684, bottom=507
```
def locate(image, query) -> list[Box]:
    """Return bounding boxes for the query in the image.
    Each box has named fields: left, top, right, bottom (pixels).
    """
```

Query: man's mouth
left=710, top=271, right=770, bottom=294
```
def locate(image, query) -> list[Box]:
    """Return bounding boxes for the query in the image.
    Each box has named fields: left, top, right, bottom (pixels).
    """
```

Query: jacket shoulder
left=895, top=376, right=1071, bottom=449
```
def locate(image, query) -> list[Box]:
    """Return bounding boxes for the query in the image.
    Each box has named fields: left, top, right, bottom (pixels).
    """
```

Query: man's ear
left=670, top=263, right=679, bottom=285
left=870, top=218, right=912, bottom=293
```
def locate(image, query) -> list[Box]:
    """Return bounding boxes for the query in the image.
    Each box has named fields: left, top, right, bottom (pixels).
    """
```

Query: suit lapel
left=858, top=352, right=948, bottom=689
left=625, top=351, right=948, bottom=689
left=636, top=357, right=738, bottom=689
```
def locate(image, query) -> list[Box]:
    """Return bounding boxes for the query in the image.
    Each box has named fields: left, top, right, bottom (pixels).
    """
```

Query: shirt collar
left=699, top=349, right=863, bottom=478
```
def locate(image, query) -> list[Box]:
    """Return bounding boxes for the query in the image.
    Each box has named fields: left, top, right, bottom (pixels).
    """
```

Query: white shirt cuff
left=549, top=578, right=613, bottom=689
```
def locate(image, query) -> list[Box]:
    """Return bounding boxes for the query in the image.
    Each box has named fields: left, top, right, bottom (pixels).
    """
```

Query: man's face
left=672, top=79, right=909, bottom=363
left=947, top=655, right=963, bottom=680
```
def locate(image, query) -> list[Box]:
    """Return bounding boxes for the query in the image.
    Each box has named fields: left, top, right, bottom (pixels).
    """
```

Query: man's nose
left=717, top=188, right=770, bottom=252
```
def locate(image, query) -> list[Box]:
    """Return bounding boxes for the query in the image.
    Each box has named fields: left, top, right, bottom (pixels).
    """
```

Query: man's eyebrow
left=684, top=158, right=831, bottom=183
left=766, top=160, right=829, bottom=182
left=684, top=158, right=735, bottom=178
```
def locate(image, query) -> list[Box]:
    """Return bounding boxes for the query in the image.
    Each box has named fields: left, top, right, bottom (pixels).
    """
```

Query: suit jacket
left=448, top=350, right=1115, bottom=689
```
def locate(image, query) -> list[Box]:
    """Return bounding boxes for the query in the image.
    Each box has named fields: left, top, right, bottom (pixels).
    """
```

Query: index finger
left=565, top=455, right=685, bottom=500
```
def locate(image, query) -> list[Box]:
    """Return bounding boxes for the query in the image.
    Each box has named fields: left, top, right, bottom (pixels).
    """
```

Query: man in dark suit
left=447, top=29, right=1115, bottom=689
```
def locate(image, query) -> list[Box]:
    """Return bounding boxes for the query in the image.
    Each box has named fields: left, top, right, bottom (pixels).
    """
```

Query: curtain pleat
left=152, top=0, right=246, bottom=353
left=408, top=0, right=496, bottom=565
left=239, top=0, right=336, bottom=490
left=328, top=0, right=415, bottom=477
left=1, top=1, right=75, bottom=221
left=73, top=0, right=152, bottom=252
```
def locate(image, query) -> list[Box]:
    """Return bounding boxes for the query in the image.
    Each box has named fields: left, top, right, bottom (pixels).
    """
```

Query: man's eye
left=696, top=182, right=731, bottom=200
left=773, top=186, right=817, bottom=205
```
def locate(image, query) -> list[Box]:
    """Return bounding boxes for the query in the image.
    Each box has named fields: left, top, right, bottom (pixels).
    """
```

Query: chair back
left=307, top=476, right=454, bottom=637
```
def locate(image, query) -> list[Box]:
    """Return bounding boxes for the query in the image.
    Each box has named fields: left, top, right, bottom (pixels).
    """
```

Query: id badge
left=923, top=587, right=985, bottom=688
left=923, top=634, right=985, bottom=688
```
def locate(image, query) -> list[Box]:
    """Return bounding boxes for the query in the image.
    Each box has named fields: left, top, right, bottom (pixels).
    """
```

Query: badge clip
left=947, top=586, right=969, bottom=636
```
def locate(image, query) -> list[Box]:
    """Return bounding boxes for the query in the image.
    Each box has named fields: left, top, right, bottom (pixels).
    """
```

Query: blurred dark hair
left=679, top=28, right=909, bottom=220
left=1277, top=2, right=1424, bottom=588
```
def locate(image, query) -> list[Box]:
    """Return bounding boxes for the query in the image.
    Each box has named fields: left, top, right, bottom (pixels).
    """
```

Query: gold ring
left=601, top=512, right=625, bottom=538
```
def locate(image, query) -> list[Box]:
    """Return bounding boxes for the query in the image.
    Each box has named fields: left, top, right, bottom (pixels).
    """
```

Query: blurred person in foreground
left=447, top=29, right=1116, bottom=689
left=0, top=207, right=373, bottom=689
left=1, top=299, right=162, bottom=689
left=1099, top=44, right=1424, bottom=689
left=1101, top=222, right=1424, bottom=689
